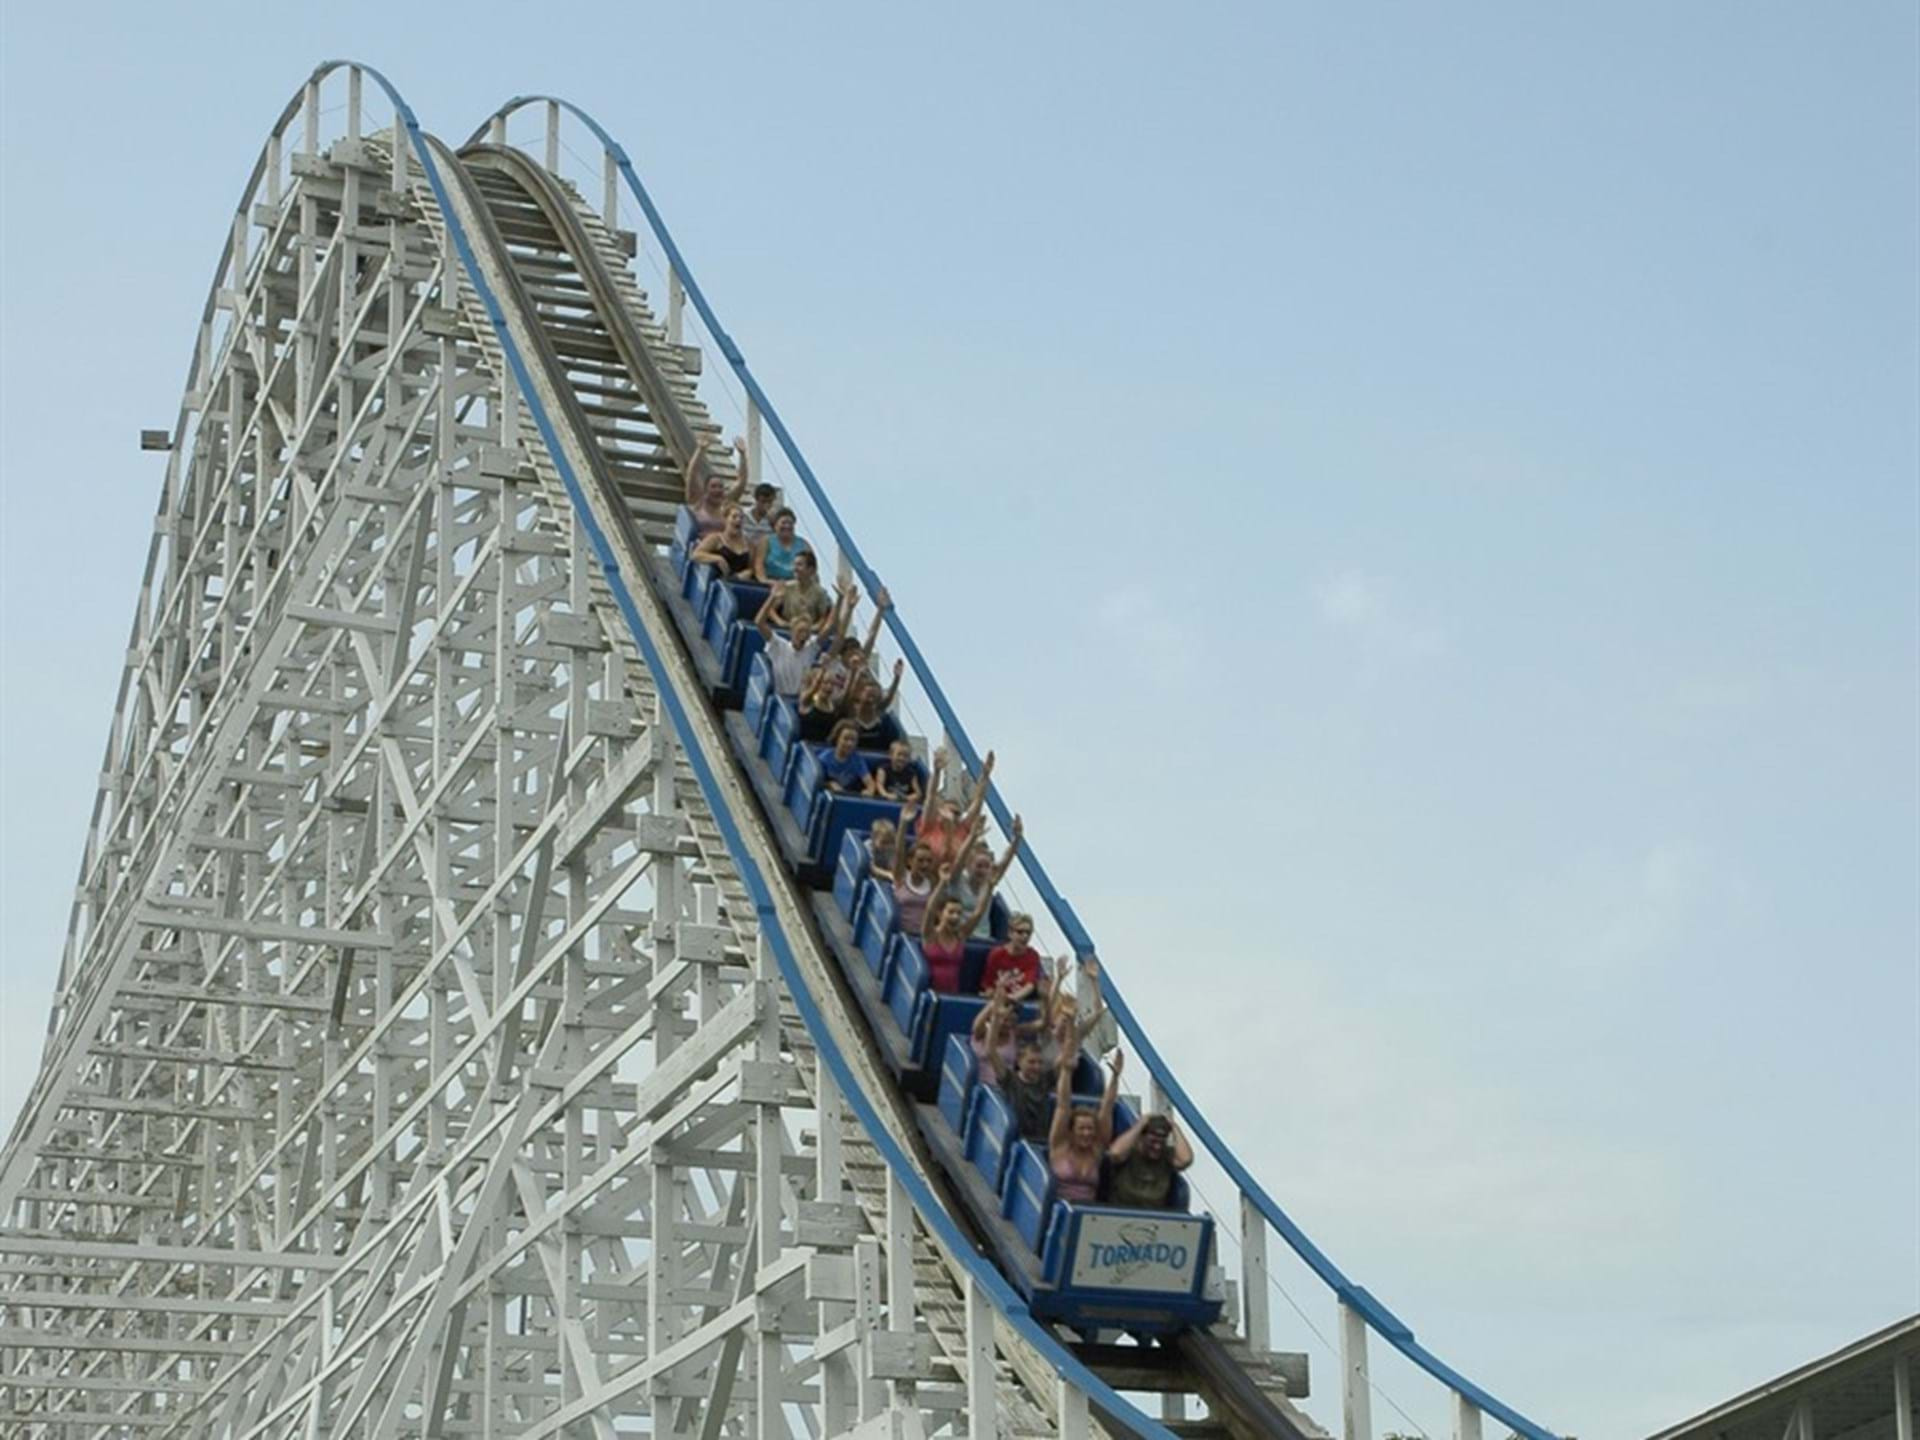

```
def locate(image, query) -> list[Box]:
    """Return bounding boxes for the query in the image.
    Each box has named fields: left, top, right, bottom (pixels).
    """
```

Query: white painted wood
left=1453, top=1392, right=1484, bottom=1440
left=1241, top=1190, right=1271, bottom=1352
left=747, top=398, right=764, bottom=492
left=886, top=1170, right=914, bottom=1337
left=1058, top=1375, right=1090, bottom=1440
left=1340, top=1299, right=1373, bottom=1440
left=965, top=1274, right=997, bottom=1440
left=0, top=84, right=1228, bottom=1440
left=1895, top=1351, right=1914, bottom=1440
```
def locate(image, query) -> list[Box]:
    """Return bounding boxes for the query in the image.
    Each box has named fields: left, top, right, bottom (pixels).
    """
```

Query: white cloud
left=1512, top=838, right=1751, bottom=979
left=1094, top=583, right=1196, bottom=683
left=1313, top=569, right=1390, bottom=627
left=1311, top=569, right=1449, bottom=659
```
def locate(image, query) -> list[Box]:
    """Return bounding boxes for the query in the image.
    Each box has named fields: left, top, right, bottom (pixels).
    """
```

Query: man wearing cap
left=1105, top=1112, right=1193, bottom=1209
left=740, top=480, right=780, bottom=545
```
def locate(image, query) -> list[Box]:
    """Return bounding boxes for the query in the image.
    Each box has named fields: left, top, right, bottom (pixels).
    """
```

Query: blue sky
left=2, top=5, right=1914, bottom=1437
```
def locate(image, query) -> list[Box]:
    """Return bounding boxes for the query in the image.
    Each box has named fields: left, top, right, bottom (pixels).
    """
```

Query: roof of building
left=1647, top=1314, right=1919, bottom=1440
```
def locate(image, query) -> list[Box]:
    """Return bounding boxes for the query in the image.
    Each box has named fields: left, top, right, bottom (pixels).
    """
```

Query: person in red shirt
left=980, top=912, right=1048, bottom=1004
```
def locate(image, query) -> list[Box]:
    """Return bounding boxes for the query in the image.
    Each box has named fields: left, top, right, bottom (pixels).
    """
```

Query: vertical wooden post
left=1241, top=1191, right=1270, bottom=1351
left=1340, top=1299, right=1372, bottom=1440
left=965, top=1274, right=996, bottom=1440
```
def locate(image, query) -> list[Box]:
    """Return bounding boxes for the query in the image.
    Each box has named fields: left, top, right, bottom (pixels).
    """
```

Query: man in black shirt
left=999, top=1044, right=1053, bottom=1143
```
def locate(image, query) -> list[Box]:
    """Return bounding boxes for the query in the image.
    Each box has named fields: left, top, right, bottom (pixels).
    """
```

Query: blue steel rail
left=472, top=89, right=1564, bottom=1440
left=325, top=59, right=1188, bottom=1440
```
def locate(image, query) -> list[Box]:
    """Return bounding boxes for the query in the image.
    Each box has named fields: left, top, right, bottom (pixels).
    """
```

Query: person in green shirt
left=1105, top=1110, right=1194, bottom=1210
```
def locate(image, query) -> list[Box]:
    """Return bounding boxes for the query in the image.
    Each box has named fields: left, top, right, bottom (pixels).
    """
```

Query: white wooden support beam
left=669, top=269, right=685, bottom=347
left=1241, top=1191, right=1271, bottom=1352
left=1895, top=1350, right=1914, bottom=1440
left=1339, top=1298, right=1372, bottom=1440
left=885, top=1170, right=914, bottom=1338
left=852, top=1237, right=884, bottom=1423
left=964, top=1273, right=996, bottom=1440
left=1058, top=1375, right=1090, bottom=1440
left=746, top=399, right=763, bottom=493
left=1453, top=1391, right=1483, bottom=1440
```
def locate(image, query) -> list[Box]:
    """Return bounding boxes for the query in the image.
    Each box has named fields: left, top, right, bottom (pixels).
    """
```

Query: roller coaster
left=0, top=61, right=1569, bottom=1440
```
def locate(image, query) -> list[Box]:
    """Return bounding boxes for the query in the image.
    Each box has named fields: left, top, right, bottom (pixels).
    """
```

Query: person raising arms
left=828, top=589, right=894, bottom=714
left=969, top=973, right=1023, bottom=1086
left=1048, top=1047, right=1121, bottom=1205
left=1105, top=1106, right=1195, bottom=1210
left=845, top=669, right=905, bottom=748
left=890, top=838, right=943, bottom=937
left=683, top=435, right=746, bottom=536
left=947, top=818, right=1023, bottom=941
left=753, top=592, right=823, bottom=701
left=801, top=633, right=866, bottom=728
left=1042, top=958, right=1106, bottom=1070
left=915, top=750, right=994, bottom=871
left=918, top=863, right=998, bottom=994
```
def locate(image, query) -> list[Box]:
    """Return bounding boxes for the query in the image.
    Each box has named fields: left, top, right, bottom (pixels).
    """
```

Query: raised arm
left=858, top=587, right=890, bottom=666
left=754, top=584, right=783, bottom=641
left=971, top=999, right=997, bottom=1047
left=798, top=665, right=829, bottom=714
left=1074, top=957, right=1107, bottom=1045
left=967, top=748, right=998, bottom=817
left=992, top=815, right=1026, bottom=883
left=981, top=987, right=1014, bottom=1053
left=923, top=752, right=944, bottom=815
left=682, top=435, right=712, bottom=506
left=1168, top=1120, right=1194, bottom=1171
left=955, top=842, right=1005, bottom=938
left=830, top=582, right=858, bottom=648
left=1096, top=1049, right=1123, bottom=1144
left=1048, top=1052, right=1077, bottom=1151
left=726, top=436, right=751, bottom=505
left=928, top=848, right=966, bottom=917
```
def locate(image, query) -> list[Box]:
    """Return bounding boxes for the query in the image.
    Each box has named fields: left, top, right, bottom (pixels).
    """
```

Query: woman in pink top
left=683, top=435, right=746, bottom=536
left=891, top=840, right=941, bottom=936
left=1048, top=1047, right=1121, bottom=1205
left=920, top=890, right=994, bottom=994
